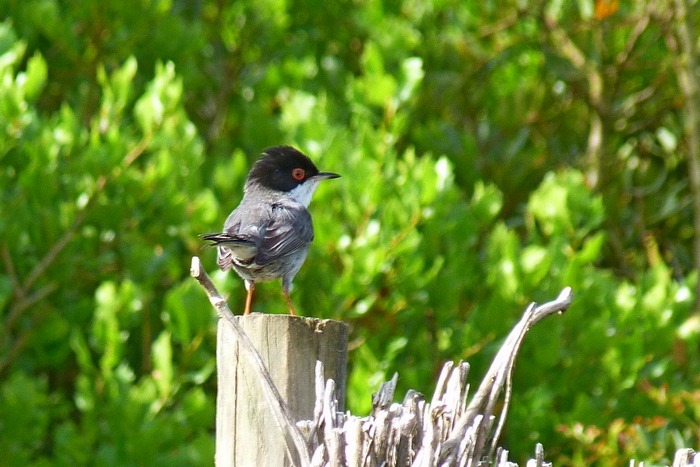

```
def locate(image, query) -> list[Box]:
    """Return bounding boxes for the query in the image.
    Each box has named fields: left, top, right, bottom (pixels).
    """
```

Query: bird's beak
left=315, top=171, right=341, bottom=180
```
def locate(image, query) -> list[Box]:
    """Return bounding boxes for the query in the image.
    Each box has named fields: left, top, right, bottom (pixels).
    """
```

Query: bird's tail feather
left=201, top=233, right=254, bottom=247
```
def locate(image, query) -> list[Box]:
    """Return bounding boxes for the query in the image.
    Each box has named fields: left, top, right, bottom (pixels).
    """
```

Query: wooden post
left=216, top=314, right=348, bottom=467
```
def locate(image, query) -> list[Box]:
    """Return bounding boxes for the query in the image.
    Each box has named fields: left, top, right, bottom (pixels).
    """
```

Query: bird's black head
left=247, top=146, right=322, bottom=192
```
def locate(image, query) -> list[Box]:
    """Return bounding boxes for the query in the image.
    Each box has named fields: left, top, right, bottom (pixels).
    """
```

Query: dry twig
left=301, top=288, right=573, bottom=466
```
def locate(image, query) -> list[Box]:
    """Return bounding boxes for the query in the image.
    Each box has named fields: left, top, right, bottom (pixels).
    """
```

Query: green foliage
left=1, top=1, right=700, bottom=465
left=1, top=21, right=214, bottom=464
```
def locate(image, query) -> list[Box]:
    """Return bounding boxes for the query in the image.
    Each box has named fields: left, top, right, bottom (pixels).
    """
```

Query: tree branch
left=615, top=5, right=652, bottom=70
left=3, top=283, right=58, bottom=335
left=1, top=137, right=151, bottom=373
left=544, top=16, right=604, bottom=188
left=672, top=0, right=700, bottom=313
left=450, top=287, right=574, bottom=453
left=23, top=206, right=90, bottom=294
left=302, top=288, right=574, bottom=466
left=1, top=244, right=25, bottom=299
left=24, top=136, right=149, bottom=294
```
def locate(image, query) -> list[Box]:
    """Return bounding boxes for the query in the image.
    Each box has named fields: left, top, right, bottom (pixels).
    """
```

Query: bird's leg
left=283, top=289, right=297, bottom=316
left=244, top=282, right=255, bottom=315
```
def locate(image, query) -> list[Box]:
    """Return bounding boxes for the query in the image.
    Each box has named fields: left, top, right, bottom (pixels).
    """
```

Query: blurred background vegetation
left=2, top=0, right=700, bottom=465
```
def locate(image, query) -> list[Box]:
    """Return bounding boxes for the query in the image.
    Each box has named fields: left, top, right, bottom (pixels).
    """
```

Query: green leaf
left=471, top=181, right=503, bottom=224
left=93, top=282, right=123, bottom=373
left=656, top=127, right=677, bottom=153
left=152, top=331, right=174, bottom=400
left=22, top=52, right=47, bottom=99
left=397, top=57, right=424, bottom=103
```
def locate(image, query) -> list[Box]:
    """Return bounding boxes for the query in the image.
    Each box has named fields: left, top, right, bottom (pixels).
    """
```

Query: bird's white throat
left=289, top=179, right=322, bottom=207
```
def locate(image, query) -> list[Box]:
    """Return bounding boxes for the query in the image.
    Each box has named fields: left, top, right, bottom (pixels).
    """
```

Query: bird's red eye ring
left=292, top=168, right=305, bottom=181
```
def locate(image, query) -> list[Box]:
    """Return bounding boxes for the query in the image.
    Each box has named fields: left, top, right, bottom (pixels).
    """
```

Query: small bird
left=202, top=146, right=340, bottom=316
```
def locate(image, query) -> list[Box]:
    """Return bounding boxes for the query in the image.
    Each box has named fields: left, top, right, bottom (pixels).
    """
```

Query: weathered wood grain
left=217, top=315, right=348, bottom=467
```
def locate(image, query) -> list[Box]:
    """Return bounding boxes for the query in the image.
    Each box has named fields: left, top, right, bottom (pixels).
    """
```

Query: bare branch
left=299, top=288, right=573, bottom=466
left=0, top=136, right=154, bottom=374
left=123, top=136, right=150, bottom=167
left=23, top=208, right=89, bottom=293
left=23, top=136, right=149, bottom=295
left=4, top=282, right=57, bottom=334
left=477, top=11, right=522, bottom=39
left=0, top=329, right=30, bottom=375
left=544, top=17, right=604, bottom=187
left=1, top=244, right=25, bottom=299
left=189, top=256, right=231, bottom=318
left=615, top=6, right=652, bottom=69
left=672, top=0, right=700, bottom=313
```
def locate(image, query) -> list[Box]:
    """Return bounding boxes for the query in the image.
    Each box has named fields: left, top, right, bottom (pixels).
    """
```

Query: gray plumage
left=210, top=194, right=313, bottom=290
left=202, top=146, right=339, bottom=315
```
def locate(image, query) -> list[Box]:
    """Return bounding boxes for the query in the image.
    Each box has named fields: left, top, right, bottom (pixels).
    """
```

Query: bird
left=202, top=146, right=340, bottom=316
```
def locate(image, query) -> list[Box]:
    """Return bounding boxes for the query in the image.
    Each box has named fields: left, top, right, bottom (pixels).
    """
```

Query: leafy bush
left=1, top=1, right=700, bottom=465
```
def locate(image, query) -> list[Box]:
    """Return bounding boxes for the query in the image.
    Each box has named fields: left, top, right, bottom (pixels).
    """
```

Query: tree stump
left=216, top=314, right=348, bottom=467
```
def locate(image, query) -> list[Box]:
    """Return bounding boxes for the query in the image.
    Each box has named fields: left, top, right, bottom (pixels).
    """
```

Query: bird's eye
left=292, top=168, right=306, bottom=181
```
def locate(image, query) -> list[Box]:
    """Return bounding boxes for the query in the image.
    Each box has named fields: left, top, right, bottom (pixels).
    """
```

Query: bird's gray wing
left=201, top=231, right=257, bottom=271
left=203, top=203, right=264, bottom=271
left=255, top=202, right=314, bottom=266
